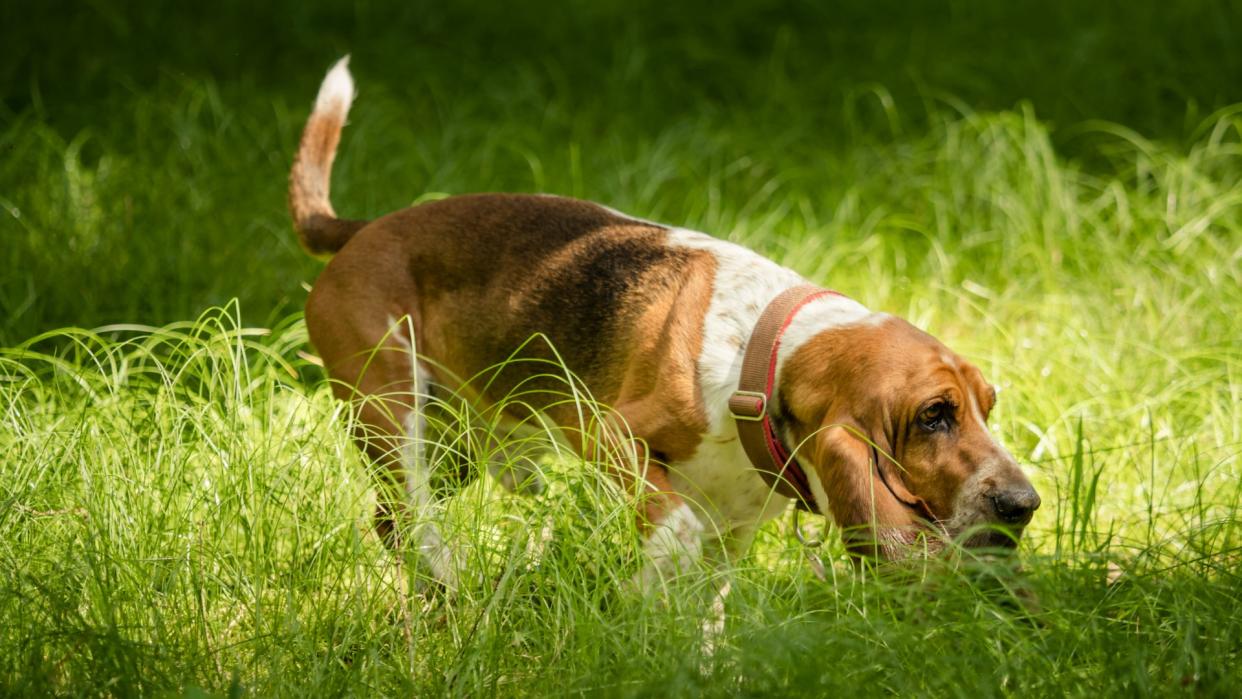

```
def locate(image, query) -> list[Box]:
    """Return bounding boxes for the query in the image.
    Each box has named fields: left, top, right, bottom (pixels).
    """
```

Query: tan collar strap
left=728, top=284, right=838, bottom=512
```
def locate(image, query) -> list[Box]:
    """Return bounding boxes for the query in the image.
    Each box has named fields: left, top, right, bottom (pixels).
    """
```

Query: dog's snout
left=991, top=487, right=1041, bottom=525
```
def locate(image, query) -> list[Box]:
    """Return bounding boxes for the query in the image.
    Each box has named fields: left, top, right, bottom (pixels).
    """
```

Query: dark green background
left=2, top=0, right=1239, bottom=343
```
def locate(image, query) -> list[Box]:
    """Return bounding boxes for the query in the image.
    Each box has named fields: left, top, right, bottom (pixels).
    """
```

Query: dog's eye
left=917, top=402, right=952, bottom=432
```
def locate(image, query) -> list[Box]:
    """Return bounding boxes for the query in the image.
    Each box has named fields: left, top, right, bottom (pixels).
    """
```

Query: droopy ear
left=812, top=422, right=921, bottom=559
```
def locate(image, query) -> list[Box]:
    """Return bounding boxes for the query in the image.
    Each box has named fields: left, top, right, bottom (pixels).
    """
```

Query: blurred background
left=1, top=0, right=1239, bottom=343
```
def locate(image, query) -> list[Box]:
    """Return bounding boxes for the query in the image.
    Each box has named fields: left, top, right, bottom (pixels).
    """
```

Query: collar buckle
left=728, top=390, right=768, bottom=421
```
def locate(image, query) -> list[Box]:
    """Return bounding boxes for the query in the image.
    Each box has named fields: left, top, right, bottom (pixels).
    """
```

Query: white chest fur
left=665, top=424, right=792, bottom=538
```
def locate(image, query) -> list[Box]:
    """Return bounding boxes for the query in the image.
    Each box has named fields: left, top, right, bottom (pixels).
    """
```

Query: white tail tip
left=314, top=55, right=356, bottom=116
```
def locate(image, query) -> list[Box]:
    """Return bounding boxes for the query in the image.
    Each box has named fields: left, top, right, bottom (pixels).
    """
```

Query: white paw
left=633, top=504, right=705, bottom=592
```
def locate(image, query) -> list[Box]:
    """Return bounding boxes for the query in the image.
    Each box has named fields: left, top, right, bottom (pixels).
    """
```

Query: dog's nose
left=991, top=487, right=1041, bottom=525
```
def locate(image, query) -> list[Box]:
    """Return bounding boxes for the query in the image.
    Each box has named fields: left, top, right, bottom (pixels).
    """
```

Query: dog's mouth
left=959, top=526, right=1023, bottom=551
left=843, top=514, right=1026, bottom=561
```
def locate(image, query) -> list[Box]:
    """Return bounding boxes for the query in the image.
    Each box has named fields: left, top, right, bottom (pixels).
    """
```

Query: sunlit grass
left=2, top=1, right=1241, bottom=693
left=3, top=102, right=1240, bottom=694
left=0, top=314, right=1237, bottom=693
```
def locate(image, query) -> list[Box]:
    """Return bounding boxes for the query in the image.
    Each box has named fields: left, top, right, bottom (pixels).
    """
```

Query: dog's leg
left=309, top=305, right=465, bottom=592
left=588, top=411, right=708, bottom=592
left=638, top=499, right=705, bottom=591
left=392, top=359, right=464, bottom=590
left=366, top=387, right=464, bottom=592
left=631, top=466, right=706, bottom=593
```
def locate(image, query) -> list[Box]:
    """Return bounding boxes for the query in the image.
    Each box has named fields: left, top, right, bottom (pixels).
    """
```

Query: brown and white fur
left=290, top=58, right=1040, bottom=592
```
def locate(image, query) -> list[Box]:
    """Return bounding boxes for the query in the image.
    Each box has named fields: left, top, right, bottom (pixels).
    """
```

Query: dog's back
left=289, top=60, right=711, bottom=424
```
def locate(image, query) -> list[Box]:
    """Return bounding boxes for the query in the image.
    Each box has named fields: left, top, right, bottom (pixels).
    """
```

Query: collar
left=727, top=284, right=836, bottom=511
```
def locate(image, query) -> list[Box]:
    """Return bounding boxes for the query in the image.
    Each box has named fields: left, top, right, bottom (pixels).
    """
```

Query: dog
left=289, top=57, right=1040, bottom=592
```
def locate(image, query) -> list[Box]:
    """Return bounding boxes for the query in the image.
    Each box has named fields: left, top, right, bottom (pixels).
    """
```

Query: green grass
left=2, top=0, right=1241, bottom=695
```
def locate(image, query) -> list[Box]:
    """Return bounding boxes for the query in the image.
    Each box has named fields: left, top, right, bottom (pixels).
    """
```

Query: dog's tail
left=289, top=56, right=368, bottom=257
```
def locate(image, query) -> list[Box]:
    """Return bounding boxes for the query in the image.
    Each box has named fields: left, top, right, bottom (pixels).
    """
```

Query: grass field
left=2, top=1, right=1241, bottom=695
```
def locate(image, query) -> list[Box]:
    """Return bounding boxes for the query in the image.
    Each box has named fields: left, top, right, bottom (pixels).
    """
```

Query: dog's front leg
left=634, top=495, right=707, bottom=593
left=603, top=443, right=704, bottom=592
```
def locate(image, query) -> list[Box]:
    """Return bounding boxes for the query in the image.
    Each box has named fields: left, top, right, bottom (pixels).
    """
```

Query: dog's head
left=780, top=315, right=1039, bottom=559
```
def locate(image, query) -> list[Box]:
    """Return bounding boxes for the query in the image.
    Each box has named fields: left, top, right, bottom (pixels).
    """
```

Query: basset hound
left=289, top=58, right=1040, bottom=591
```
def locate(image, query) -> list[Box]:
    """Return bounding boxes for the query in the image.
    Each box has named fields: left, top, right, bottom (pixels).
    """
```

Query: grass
left=2, top=0, right=1241, bottom=695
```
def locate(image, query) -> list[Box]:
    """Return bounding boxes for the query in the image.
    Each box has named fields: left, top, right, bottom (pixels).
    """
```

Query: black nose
left=991, top=488, right=1041, bottom=524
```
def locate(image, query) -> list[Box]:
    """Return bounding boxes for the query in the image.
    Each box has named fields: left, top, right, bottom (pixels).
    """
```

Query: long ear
left=873, top=445, right=939, bottom=521
left=812, top=422, right=920, bottom=559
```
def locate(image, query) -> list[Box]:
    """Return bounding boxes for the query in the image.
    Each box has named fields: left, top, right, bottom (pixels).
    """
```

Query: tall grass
left=2, top=0, right=1241, bottom=695
left=2, top=105, right=1240, bottom=694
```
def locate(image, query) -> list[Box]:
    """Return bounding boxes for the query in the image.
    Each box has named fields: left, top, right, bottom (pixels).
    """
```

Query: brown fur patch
left=306, top=194, right=718, bottom=525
